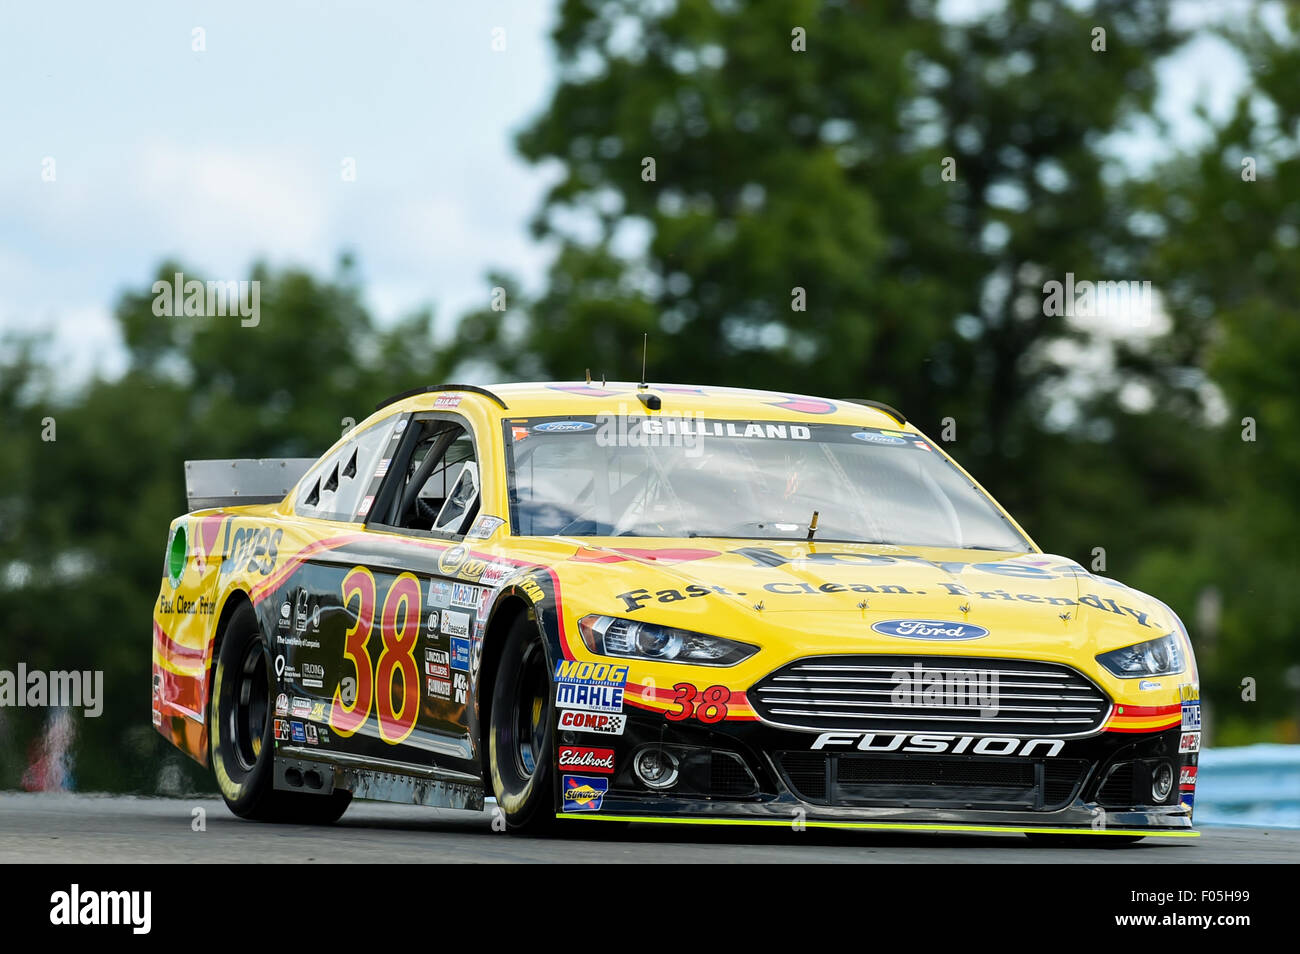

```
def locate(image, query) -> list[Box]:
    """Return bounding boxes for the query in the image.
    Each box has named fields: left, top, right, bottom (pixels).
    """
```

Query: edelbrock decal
left=871, top=619, right=990, bottom=641
left=558, top=745, right=615, bottom=774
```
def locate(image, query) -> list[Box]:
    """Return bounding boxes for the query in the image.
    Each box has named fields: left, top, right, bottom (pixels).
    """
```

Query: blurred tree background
left=1, top=0, right=1297, bottom=792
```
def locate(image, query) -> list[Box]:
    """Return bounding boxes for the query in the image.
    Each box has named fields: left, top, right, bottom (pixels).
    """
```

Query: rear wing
left=184, top=458, right=315, bottom=512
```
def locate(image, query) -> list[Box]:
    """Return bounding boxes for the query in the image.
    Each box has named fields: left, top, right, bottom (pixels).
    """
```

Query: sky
left=0, top=0, right=1259, bottom=385
left=0, top=0, right=560, bottom=381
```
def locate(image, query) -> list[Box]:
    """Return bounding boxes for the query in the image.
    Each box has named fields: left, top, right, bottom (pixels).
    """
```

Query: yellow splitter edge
left=558, top=814, right=1201, bottom=837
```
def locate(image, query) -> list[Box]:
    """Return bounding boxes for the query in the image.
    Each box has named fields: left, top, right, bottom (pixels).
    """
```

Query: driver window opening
left=387, top=420, right=480, bottom=536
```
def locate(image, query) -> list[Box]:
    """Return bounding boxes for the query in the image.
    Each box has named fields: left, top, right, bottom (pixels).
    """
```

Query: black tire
left=210, top=600, right=352, bottom=824
left=488, top=613, right=556, bottom=834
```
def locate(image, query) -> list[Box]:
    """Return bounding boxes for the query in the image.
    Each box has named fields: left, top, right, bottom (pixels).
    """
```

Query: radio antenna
left=639, top=333, right=648, bottom=389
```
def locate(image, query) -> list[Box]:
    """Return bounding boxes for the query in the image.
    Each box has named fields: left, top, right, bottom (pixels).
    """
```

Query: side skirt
left=275, top=752, right=484, bottom=811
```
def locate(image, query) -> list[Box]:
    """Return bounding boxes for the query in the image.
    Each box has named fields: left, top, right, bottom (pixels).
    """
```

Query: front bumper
left=552, top=707, right=1198, bottom=836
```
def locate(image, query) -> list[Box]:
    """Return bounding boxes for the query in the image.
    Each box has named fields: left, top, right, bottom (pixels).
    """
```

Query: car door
left=330, top=410, right=488, bottom=778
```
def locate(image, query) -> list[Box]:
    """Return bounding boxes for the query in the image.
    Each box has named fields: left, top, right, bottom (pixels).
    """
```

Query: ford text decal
left=534, top=421, right=596, bottom=432
left=871, top=619, right=989, bottom=641
left=852, top=431, right=907, bottom=445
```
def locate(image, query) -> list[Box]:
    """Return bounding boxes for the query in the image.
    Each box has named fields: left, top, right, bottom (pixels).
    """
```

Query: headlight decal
left=1095, top=633, right=1185, bottom=679
left=577, top=614, right=758, bottom=667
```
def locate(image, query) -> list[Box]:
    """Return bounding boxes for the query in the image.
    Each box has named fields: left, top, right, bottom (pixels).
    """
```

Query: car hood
left=532, top=537, right=1179, bottom=658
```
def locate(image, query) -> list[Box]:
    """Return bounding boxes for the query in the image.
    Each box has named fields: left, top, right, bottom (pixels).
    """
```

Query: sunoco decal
left=562, top=774, right=609, bottom=812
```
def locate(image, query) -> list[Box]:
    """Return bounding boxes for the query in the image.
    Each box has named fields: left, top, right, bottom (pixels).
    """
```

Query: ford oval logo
left=871, top=619, right=989, bottom=641
left=534, top=421, right=596, bottom=432
left=852, top=431, right=907, bottom=445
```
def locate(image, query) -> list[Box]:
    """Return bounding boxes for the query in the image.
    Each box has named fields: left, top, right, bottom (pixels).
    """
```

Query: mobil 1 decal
left=272, top=560, right=473, bottom=763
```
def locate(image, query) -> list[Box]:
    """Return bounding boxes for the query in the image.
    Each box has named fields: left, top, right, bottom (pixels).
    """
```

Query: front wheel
left=488, top=614, right=556, bottom=834
left=209, top=601, right=351, bottom=824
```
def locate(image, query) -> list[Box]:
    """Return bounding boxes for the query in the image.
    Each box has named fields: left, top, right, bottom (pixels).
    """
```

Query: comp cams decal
left=558, top=710, right=626, bottom=735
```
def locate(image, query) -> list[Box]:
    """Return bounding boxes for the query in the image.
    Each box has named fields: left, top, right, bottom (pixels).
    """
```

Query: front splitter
left=556, top=814, right=1200, bottom=837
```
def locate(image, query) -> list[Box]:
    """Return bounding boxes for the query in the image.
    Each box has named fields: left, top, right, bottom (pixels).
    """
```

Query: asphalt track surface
left=1, top=793, right=1295, bottom=862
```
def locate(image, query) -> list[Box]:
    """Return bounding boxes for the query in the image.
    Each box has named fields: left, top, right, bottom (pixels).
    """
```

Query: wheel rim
left=511, top=641, right=549, bottom=779
left=230, top=639, right=269, bottom=772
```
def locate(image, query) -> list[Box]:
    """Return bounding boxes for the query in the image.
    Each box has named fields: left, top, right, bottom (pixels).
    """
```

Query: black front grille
left=710, top=751, right=759, bottom=797
left=1097, top=762, right=1136, bottom=806
left=750, top=655, right=1110, bottom=736
left=777, top=752, right=1090, bottom=810
left=1044, top=760, right=1087, bottom=805
left=778, top=752, right=827, bottom=799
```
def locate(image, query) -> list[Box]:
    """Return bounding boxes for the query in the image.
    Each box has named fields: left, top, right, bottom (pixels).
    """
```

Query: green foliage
left=1129, top=6, right=1300, bottom=737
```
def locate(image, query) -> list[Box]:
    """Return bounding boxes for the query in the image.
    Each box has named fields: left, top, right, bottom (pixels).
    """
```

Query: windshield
left=504, top=416, right=1030, bottom=550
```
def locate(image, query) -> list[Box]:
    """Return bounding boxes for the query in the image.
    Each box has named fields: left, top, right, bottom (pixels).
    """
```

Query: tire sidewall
left=210, top=602, right=275, bottom=815
left=488, top=615, right=556, bottom=830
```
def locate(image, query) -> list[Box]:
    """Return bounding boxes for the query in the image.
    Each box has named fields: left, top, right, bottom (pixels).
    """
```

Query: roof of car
left=381, top=382, right=908, bottom=430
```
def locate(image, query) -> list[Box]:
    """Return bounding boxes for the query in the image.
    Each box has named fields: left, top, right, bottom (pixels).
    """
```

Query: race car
left=150, top=382, right=1200, bottom=840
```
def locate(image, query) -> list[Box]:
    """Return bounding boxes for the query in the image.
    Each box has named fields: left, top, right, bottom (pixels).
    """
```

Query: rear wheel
left=210, top=601, right=351, bottom=824
left=488, top=614, right=556, bottom=834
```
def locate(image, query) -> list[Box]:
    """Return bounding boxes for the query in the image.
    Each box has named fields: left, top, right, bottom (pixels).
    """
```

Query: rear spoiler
left=184, top=458, right=315, bottom=512
left=838, top=398, right=907, bottom=425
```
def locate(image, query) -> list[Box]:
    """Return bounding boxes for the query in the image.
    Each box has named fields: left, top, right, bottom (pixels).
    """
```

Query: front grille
left=777, top=752, right=1090, bottom=810
left=709, top=751, right=759, bottom=797
left=750, top=654, right=1110, bottom=736
left=779, top=752, right=827, bottom=799
left=1096, top=762, right=1135, bottom=806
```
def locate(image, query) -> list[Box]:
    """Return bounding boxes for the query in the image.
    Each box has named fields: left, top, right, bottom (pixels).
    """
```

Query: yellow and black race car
left=151, top=382, right=1200, bottom=840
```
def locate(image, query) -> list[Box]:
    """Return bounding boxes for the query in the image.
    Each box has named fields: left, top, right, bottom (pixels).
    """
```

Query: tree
left=0, top=258, right=453, bottom=791
left=1132, top=7, right=1300, bottom=741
